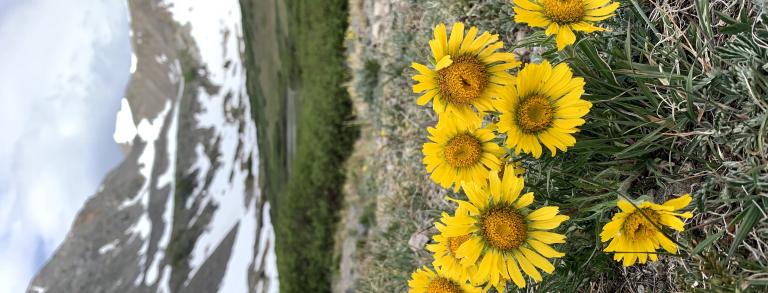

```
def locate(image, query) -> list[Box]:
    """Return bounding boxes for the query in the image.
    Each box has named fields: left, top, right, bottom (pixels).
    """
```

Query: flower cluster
left=407, top=3, right=694, bottom=291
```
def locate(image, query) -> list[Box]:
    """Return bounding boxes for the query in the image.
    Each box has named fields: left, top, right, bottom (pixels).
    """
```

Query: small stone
left=408, top=231, right=429, bottom=252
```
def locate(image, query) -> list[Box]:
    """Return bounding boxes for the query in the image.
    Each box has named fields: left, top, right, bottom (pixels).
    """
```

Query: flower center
left=542, top=0, right=586, bottom=24
left=448, top=234, right=471, bottom=256
left=444, top=133, right=483, bottom=168
left=437, top=55, right=489, bottom=105
left=427, top=277, right=463, bottom=293
left=623, top=208, right=662, bottom=240
left=516, top=95, right=554, bottom=133
left=481, top=207, right=528, bottom=251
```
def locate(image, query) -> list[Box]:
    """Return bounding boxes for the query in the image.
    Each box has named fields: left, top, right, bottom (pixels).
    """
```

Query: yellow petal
left=459, top=26, right=479, bottom=54
left=585, top=0, right=612, bottom=9
left=514, top=0, right=543, bottom=11
left=528, top=206, right=560, bottom=221
left=477, top=41, right=504, bottom=60
left=433, top=23, right=448, bottom=60
left=599, top=217, right=624, bottom=242
left=501, top=168, right=524, bottom=203
left=586, top=2, right=620, bottom=17
left=520, top=247, right=555, bottom=273
left=411, top=62, right=433, bottom=76
left=662, top=194, right=692, bottom=210
left=506, top=257, right=526, bottom=288
left=474, top=253, right=494, bottom=282
left=463, top=182, right=489, bottom=211
left=483, top=53, right=520, bottom=67
left=416, top=90, right=438, bottom=105
left=571, top=21, right=605, bottom=33
left=412, top=82, right=434, bottom=93
left=656, top=232, right=678, bottom=253
left=545, top=22, right=560, bottom=36
left=529, top=231, right=566, bottom=244
left=429, top=39, right=443, bottom=61
left=514, top=8, right=550, bottom=28
left=488, top=170, right=502, bottom=201
left=537, top=132, right=563, bottom=155
left=514, top=192, right=534, bottom=208
left=457, top=236, right=484, bottom=265
left=617, top=200, right=636, bottom=212
left=513, top=250, right=543, bottom=282
left=448, top=22, right=465, bottom=55
left=528, top=239, right=566, bottom=258
left=529, top=215, right=569, bottom=230
left=660, top=214, right=686, bottom=231
left=435, top=55, right=453, bottom=70
left=584, top=15, right=615, bottom=22
left=555, top=25, right=576, bottom=51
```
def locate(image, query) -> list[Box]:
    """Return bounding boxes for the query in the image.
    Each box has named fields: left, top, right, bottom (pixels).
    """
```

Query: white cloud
left=0, top=0, right=131, bottom=292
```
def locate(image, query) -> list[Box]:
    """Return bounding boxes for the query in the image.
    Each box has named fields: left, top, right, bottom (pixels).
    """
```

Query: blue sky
left=0, top=0, right=131, bottom=292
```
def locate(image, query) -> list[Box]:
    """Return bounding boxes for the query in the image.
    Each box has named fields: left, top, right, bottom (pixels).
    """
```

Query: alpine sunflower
left=513, top=0, right=620, bottom=50
left=427, top=208, right=479, bottom=285
left=423, top=116, right=504, bottom=192
left=600, top=194, right=694, bottom=267
left=408, top=266, right=483, bottom=293
left=412, top=22, right=520, bottom=123
left=493, top=60, right=591, bottom=158
left=441, top=164, right=569, bottom=291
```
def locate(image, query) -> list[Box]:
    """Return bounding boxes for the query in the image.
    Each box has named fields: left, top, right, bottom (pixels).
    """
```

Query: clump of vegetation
left=242, top=0, right=358, bottom=291
left=344, top=0, right=767, bottom=292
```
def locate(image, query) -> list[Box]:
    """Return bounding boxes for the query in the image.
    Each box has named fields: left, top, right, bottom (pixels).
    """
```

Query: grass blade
left=728, top=203, right=760, bottom=258
left=692, top=230, right=724, bottom=256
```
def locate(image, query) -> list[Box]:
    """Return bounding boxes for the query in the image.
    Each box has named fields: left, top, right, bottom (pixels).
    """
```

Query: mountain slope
left=28, top=0, right=278, bottom=292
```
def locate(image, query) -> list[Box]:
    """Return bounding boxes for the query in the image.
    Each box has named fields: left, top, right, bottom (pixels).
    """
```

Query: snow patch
left=254, top=202, right=279, bottom=293
left=113, top=97, right=137, bottom=145
left=130, top=53, right=137, bottom=73
left=98, top=239, right=120, bottom=255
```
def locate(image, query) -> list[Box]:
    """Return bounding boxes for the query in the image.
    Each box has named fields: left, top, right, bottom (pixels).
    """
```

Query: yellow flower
left=601, top=194, right=694, bottom=267
left=423, top=116, right=504, bottom=192
left=513, top=0, right=620, bottom=50
left=427, top=209, right=479, bottom=284
left=442, top=164, right=569, bottom=291
left=408, top=266, right=483, bottom=293
left=493, top=60, right=591, bottom=158
left=412, top=22, right=520, bottom=123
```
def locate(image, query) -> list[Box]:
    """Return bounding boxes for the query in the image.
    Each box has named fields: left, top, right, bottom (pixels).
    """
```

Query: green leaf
left=721, top=23, right=751, bottom=35
left=685, top=67, right=696, bottom=122
left=692, top=231, right=724, bottom=255
left=728, top=204, right=761, bottom=258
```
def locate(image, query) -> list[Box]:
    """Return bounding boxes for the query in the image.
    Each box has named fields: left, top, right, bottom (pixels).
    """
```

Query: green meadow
left=242, top=0, right=356, bottom=291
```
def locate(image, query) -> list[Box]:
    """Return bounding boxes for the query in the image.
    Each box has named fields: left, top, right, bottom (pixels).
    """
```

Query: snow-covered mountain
left=28, top=0, right=278, bottom=292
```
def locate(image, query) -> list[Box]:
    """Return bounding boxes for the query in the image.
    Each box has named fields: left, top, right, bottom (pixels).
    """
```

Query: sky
left=0, top=0, right=131, bottom=292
